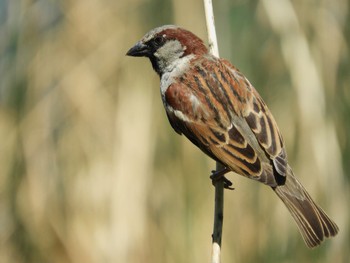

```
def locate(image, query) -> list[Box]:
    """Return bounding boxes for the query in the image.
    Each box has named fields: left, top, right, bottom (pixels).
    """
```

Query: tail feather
left=273, top=167, right=339, bottom=248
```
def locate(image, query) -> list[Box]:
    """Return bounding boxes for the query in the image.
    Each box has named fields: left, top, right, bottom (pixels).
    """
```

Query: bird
left=126, top=25, right=339, bottom=248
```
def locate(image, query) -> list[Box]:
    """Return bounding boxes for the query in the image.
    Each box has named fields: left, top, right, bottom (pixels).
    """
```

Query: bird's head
left=126, top=25, right=208, bottom=76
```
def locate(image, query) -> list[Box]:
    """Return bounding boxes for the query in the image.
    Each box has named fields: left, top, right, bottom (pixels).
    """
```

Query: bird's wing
left=164, top=57, right=287, bottom=186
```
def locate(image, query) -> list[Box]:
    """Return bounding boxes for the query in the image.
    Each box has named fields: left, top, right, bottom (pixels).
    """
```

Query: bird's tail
left=273, top=166, right=339, bottom=248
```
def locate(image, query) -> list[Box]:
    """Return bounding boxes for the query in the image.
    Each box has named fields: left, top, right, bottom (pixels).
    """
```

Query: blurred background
left=0, top=0, right=349, bottom=262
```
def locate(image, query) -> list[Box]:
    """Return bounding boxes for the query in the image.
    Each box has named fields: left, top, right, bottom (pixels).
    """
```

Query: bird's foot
left=210, top=167, right=234, bottom=190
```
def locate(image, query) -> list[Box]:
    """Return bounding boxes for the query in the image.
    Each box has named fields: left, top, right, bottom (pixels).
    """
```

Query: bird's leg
left=210, top=166, right=234, bottom=190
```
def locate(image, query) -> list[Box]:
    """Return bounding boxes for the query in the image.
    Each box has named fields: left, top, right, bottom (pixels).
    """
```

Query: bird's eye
left=153, top=36, right=165, bottom=47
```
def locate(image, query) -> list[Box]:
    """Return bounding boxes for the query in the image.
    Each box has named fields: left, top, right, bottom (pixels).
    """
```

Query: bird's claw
left=210, top=167, right=234, bottom=190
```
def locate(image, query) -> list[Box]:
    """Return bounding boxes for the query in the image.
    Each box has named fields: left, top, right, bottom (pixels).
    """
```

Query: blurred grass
left=0, top=0, right=349, bottom=262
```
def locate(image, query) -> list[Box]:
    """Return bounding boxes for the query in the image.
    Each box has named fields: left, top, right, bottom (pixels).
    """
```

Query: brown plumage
left=126, top=25, right=339, bottom=248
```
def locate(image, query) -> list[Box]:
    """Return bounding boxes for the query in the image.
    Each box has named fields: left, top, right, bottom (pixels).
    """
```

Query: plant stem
left=203, top=1, right=224, bottom=263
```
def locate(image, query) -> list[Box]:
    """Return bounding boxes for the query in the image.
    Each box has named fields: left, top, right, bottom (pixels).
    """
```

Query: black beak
left=126, top=41, right=149, bottom=57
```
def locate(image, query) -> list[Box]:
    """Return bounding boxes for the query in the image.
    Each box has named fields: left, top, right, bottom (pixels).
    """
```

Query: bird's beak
left=126, top=41, right=149, bottom=57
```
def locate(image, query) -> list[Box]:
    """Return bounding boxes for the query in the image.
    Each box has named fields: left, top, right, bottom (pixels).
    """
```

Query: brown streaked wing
left=164, top=62, right=264, bottom=180
left=164, top=82, right=224, bottom=162
left=221, top=58, right=288, bottom=179
left=164, top=56, right=288, bottom=184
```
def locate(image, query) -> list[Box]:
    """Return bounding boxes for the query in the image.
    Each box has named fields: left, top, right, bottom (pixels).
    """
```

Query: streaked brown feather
left=165, top=56, right=283, bottom=184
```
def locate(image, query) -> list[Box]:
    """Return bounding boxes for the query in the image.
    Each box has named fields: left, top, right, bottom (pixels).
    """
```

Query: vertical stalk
left=203, top=1, right=224, bottom=262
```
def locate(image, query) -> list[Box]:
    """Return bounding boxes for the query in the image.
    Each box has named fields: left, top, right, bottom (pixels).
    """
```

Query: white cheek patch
left=155, top=40, right=184, bottom=60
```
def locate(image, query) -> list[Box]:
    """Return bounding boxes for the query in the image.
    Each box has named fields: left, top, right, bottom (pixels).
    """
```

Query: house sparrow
left=126, top=25, right=338, bottom=248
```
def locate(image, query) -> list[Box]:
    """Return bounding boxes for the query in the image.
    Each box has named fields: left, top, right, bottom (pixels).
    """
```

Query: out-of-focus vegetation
left=0, top=0, right=349, bottom=262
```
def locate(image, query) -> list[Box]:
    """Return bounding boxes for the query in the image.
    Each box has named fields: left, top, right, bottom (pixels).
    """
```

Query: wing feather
left=164, top=56, right=288, bottom=186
